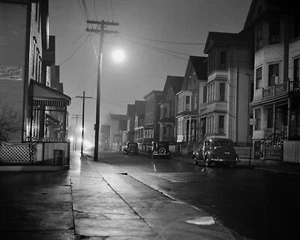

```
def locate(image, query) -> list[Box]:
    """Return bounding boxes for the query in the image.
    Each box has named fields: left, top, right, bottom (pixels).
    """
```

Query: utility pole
left=76, top=91, right=92, bottom=155
left=86, top=20, right=119, bottom=161
left=72, top=114, right=82, bottom=151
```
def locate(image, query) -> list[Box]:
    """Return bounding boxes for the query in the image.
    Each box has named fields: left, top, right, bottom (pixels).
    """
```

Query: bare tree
left=0, top=105, right=22, bottom=142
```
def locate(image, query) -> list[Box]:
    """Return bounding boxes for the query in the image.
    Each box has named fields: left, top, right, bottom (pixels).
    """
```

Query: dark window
left=269, top=64, right=279, bottom=86
left=219, top=116, right=224, bottom=134
left=220, top=51, right=227, bottom=69
left=255, top=108, right=261, bottom=130
left=294, top=58, right=299, bottom=82
left=186, top=96, right=190, bottom=111
left=269, top=21, right=280, bottom=44
left=267, top=108, right=273, bottom=128
left=219, top=83, right=225, bottom=101
left=256, top=26, right=263, bottom=50
left=256, top=67, right=262, bottom=89
left=203, top=86, right=207, bottom=103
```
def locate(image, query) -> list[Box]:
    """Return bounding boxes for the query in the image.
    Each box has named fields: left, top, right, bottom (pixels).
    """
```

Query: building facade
left=202, top=30, right=254, bottom=146
left=245, top=0, right=300, bottom=159
left=143, top=91, right=163, bottom=144
left=159, top=76, right=183, bottom=144
left=176, top=56, right=208, bottom=154
left=0, top=0, right=70, bottom=143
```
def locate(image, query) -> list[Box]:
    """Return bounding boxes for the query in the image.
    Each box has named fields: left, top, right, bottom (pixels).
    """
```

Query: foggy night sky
left=49, top=0, right=252, bottom=144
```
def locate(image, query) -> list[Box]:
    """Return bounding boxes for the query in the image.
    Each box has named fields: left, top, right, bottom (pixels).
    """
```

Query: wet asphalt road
left=97, top=151, right=300, bottom=240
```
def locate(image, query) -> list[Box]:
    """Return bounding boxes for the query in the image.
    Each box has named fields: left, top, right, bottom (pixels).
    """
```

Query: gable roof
left=189, top=56, right=207, bottom=80
left=244, top=0, right=300, bottom=29
left=163, top=75, right=184, bottom=95
left=204, top=30, right=252, bottom=54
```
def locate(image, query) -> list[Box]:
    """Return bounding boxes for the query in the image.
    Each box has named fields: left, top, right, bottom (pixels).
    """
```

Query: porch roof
left=30, top=81, right=71, bottom=106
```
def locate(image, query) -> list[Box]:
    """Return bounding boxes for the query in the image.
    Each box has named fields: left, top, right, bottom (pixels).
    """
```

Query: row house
left=176, top=56, right=207, bottom=154
left=244, top=0, right=300, bottom=159
left=109, top=114, right=127, bottom=151
left=143, top=90, right=163, bottom=145
left=159, top=76, right=183, bottom=145
left=201, top=30, right=254, bottom=147
left=133, top=100, right=145, bottom=144
left=124, top=104, right=135, bottom=143
left=0, top=0, right=71, bottom=166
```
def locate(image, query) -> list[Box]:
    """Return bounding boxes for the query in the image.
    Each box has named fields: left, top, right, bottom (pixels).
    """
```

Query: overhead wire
left=81, top=0, right=91, bottom=20
left=77, top=0, right=87, bottom=21
left=58, top=34, right=90, bottom=66
left=120, top=32, right=206, bottom=46
left=117, top=35, right=189, bottom=60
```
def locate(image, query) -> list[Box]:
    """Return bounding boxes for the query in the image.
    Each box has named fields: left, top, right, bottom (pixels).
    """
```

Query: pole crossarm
left=87, top=20, right=119, bottom=26
left=86, top=28, right=118, bottom=34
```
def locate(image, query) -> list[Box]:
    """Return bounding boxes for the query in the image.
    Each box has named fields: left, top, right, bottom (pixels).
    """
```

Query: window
left=219, top=116, right=224, bottom=134
left=269, top=21, right=280, bottom=44
left=294, top=58, right=299, bottom=82
left=269, top=64, right=279, bottom=86
left=255, top=109, right=261, bottom=130
left=209, top=51, right=216, bottom=73
left=220, top=82, right=225, bottom=101
left=194, top=94, right=198, bottom=110
left=256, top=26, right=263, bottom=50
left=203, top=86, right=207, bottom=103
left=256, top=67, right=262, bottom=89
left=220, top=51, right=227, bottom=69
left=294, top=13, right=300, bottom=39
left=186, top=96, right=190, bottom=111
left=267, top=108, right=273, bottom=128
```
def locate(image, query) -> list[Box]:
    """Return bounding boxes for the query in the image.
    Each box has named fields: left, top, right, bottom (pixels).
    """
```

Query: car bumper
left=209, top=157, right=239, bottom=163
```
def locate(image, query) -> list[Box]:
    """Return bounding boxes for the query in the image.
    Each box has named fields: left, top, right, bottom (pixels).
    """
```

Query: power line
left=77, top=0, right=87, bottom=21
left=81, top=0, right=90, bottom=20
left=118, top=35, right=189, bottom=60
left=58, top=34, right=90, bottom=66
left=120, top=32, right=206, bottom=46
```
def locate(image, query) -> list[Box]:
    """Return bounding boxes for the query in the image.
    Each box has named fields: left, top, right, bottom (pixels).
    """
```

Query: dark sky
left=49, top=0, right=252, bottom=145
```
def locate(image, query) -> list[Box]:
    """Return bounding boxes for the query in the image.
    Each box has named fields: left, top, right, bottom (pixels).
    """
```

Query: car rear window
left=213, top=140, right=233, bottom=147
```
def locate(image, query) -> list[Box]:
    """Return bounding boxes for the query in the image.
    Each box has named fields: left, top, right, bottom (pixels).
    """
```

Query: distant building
left=109, top=114, right=128, bottom=151
left=143, top=90, right=163, bottom=144
left=133, top=100, right=145, bottom=144
left=176, top=56, right=207, bottom=154
left=159, top=75, right=183, bottom=144
left=100, top=125, right=110, bottom=151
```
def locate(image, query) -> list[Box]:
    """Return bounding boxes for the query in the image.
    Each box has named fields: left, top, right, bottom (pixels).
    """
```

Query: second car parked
left=192, top=137, right=239, bottom=167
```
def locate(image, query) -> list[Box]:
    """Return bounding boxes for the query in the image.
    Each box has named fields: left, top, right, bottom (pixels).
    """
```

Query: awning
left=30, top=80, right=71, bottom=107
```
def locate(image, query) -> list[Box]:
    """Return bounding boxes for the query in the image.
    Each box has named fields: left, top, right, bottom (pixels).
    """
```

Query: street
left=95, top=151, right=300, bottom=240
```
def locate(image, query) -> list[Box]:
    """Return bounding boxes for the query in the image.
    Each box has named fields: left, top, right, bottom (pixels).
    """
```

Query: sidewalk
left=0, top=151, right=246, bottom=240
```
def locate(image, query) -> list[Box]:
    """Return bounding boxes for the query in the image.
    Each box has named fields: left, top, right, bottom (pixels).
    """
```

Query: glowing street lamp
left=112, top=49, right=125, bottom=63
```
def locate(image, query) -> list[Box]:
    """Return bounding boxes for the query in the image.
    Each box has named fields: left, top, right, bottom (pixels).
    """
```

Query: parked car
left=123, top=142, right=139, bottom=155
left=148, top=141, right=171, bottom=159
left=192, top=137, right=239, bottom=167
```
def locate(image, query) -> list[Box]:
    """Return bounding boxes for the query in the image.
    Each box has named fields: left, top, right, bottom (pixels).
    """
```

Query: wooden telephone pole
left=86, top=20, right=119, bottom=161
left=76, top=91, right=92, bottom=155
left=71, top=114, right=82, bottom=151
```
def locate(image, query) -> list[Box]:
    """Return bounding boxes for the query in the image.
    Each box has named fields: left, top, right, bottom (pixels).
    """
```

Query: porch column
left=273, top=103, right=276, bottom=135
left=63, top=107, right=67, bottom=141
